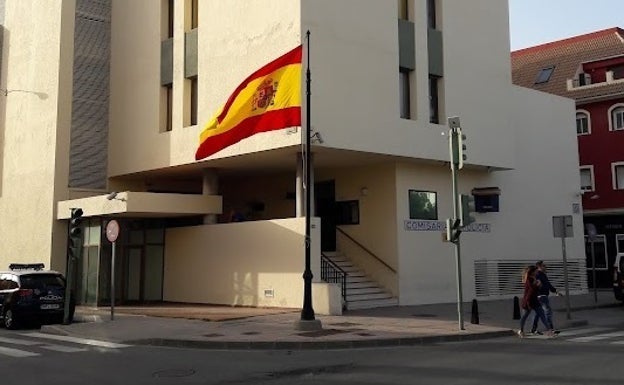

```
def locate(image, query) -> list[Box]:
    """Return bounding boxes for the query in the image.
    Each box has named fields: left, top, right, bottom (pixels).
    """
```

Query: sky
left=509, top=0, right=624, bottom=51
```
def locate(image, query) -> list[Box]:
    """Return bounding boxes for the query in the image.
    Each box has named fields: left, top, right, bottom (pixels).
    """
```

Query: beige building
left=0, top=0, right=586, bottom=315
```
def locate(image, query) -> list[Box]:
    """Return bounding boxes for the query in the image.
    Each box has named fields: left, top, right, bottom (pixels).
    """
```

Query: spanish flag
left=195, top=45, right=303, bottom=160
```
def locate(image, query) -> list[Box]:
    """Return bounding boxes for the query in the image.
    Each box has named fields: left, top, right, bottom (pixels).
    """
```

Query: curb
left=124, top=329, right=515, bottom=350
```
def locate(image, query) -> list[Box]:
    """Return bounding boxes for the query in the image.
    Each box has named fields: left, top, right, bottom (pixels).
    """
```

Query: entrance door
left=126, top=247, right=142, bottom=301
left=315, top=180, right=337, bottom=251
left=124, top=245, right=164, bottom=303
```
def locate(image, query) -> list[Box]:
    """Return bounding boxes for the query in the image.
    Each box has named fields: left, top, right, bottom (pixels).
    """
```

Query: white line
left=21, top=333, right=130, bottom=349
left=568, top=331, right=624, bottom=343
left=40, top=345, right=88, bottom=353
left=0, top=346, right=39, bottom=358
left=0, top=336, right=41, bottom=346
left=557, top=327, right=611, bottom=337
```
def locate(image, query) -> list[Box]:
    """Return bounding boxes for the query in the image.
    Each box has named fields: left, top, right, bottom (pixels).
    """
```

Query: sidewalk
left=39, top=291, right=622, bottom=350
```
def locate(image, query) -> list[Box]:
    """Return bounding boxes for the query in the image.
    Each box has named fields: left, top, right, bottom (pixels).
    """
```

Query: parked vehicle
left=613, top=253, right=624, bottom=302
left=0, top=263, right=74, bottom=329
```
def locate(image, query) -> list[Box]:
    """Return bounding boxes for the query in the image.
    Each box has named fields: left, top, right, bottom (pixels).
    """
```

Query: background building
left=512, top=27, right=624, bottom=288
left=0, top=0, right=586, bottom=314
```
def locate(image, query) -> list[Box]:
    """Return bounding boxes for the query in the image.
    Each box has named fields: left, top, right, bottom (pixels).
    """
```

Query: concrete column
left=202, top=169, right=218, bottom=224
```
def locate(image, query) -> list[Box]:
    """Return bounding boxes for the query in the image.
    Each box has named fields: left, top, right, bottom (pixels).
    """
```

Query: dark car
left=0, top=263, right=75, bottom=329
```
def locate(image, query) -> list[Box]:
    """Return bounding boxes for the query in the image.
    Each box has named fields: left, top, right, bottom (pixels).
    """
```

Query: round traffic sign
left=106, top=220, right=120, bottom=242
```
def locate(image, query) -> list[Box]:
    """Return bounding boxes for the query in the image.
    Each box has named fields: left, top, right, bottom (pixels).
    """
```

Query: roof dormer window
left=535, top=66, right=555, bottom=84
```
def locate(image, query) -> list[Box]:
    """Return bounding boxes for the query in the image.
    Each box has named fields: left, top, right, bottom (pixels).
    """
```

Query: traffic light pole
left=450, top=128, right=465, bottom=331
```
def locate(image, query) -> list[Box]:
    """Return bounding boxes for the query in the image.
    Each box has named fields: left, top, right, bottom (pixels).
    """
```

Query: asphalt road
left=2, top=324, right=624, bottom=385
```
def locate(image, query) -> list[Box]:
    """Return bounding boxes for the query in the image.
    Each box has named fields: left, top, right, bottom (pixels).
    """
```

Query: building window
left=585, top=235, right=608, bottom=270
left=612, top=162, right=624, bottom=190
left=429, top=75, right=440, bottom=124
left=191, top=0, right=198, bottom=29
left=616, top=234, right=624, bottom=255
left=408, top=190, right=437, bottom=220
left=427, top=0, right=437, bottom=29
left=576, top=111, right=590, bottom=135
left=398, top=0, right=409, bottom=20
left=336, top=201, right=360, bottom=225
left=167, top=0, right=174, bottom=38
left=400, top=69, right=411, bottom=119
left=190, top=76, right=198, bottom=125
left=609, top=105, right=624, bottom=131
left=535, top=66, right=555, bottom=84
left=162, top=84, right=173, bottom=132
left=580, top=166, right=594, bottom=192
left=609, top=65, right=624, bottom=80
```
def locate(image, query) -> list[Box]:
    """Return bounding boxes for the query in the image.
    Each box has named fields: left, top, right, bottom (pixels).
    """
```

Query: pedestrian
left=518, top=265, right=555, bottom=338
left=530, top=260, right=561, bottom=335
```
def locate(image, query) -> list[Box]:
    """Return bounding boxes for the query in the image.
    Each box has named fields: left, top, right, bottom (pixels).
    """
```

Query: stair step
left=346, top=287, right=385, bottom=295
left=346, top=292, right=393, bottom=301
left=346, top=282, right=378, bottom=289
left=347, top=298, right=399, bottom=310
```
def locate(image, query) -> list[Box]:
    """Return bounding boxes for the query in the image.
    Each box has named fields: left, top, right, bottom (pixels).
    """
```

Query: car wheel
left=4, top=308, right=18, bottom=330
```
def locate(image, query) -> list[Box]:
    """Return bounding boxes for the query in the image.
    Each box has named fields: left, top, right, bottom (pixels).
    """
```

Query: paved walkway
left=39, top=291, right=622, bottom=350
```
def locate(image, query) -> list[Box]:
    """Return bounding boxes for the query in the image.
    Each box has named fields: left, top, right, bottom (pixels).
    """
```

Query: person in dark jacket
left=530, top=260, right=561, bottom=335
left=518, top=265, right=554, bottom=338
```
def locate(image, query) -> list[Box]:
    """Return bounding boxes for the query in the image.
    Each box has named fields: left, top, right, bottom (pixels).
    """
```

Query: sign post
left=585, top=223, right=598, bottom=304
left=106, top=220, right=120, bottom=321
left=553, top=215, right=573, bottom=319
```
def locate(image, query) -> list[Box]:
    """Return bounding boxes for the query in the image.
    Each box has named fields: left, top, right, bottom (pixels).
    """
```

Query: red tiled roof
left=511, top=27, right=624, bottom=102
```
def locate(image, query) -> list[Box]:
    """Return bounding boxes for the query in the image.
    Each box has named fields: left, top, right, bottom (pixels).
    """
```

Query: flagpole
left=296, top=31, right=322, bottom=330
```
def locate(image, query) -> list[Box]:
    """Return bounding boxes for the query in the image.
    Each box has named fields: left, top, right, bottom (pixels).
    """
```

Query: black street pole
left=300, top=30, right=316, bottom=322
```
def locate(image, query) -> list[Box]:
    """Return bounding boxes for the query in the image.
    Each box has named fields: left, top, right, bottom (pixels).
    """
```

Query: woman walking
left=518, top=265, right=555, bottom=338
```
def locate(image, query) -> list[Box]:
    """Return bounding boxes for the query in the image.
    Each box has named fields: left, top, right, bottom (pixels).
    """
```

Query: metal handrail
left=320, top=253, right=347, bottom=302
left=336, top=227, right=397, bottom=274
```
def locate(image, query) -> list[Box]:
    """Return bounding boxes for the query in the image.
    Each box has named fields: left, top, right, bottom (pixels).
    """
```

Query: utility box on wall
left=472, top=187, right=501, bottom=213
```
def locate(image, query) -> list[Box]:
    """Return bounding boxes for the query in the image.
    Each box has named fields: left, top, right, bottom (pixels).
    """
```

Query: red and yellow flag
left=195, top=45, right=302, bottom=160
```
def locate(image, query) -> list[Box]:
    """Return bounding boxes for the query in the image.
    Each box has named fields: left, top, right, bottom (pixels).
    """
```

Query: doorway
left=315, top=180, right=337, bottom=252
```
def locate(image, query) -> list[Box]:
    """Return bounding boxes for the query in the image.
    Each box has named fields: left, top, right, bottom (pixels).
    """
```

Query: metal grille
left=320, top=255, right=347, bottom=302
left=474, top=259, right=588, bottom=298
left=69, top=0, right=111, bottom=189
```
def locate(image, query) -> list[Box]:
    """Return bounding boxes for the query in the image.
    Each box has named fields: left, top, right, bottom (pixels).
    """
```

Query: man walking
left=531, top=260, right=561, bottom=335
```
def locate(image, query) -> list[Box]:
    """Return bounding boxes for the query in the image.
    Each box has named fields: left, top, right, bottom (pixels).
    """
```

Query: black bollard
left=471, top=299, right=479, bottom=324
left=513, top=296, right=521, bottom=320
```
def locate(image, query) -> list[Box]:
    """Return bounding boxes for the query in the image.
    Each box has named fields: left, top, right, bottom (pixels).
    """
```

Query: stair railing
left=320, top=253, right=348, bottom=303
left=336, top=227, right=397, bottom=274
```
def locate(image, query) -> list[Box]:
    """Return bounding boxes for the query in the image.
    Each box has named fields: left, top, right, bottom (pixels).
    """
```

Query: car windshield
left=19, top=274, right=65, bottom=289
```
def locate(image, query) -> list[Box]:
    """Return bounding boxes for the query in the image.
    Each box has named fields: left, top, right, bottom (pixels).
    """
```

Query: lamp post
left=294, top=31, right=322, bottom=331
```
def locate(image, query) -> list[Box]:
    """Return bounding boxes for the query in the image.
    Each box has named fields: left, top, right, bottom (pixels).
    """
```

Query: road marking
left=568, top=331, right=624, bottom=343
left=0, top=336, right=41, bottom=346
left=0, top=346, right=39, bottom=358
left=21, top=333, right=130, bottom=349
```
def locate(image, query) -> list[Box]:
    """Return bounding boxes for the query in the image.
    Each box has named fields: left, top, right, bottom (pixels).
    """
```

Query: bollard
left=471, top=299, right=479, bottom=324
left=513, top=296, right=521, bottom=320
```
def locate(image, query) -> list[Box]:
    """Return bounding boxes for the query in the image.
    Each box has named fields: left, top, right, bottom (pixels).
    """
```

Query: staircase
left=323, top=252, right=398, bottom=310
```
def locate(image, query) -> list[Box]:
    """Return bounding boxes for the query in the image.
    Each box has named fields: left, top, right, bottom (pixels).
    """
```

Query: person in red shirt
left=518, top=265, right=555, bottom=338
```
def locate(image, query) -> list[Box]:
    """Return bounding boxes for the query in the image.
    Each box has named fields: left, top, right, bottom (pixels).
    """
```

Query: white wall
left=163, top=217, right=341, bottom=314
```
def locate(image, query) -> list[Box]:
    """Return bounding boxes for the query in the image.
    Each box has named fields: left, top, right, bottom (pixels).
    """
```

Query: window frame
left=535, top=66, right=555, bottom=84
left=611, top=161, right=624, bottom=190
left=580, top=165, right=595, bottom=192
left=576, top=110, right=591, bottom=135
left=399, top=69, right=411, bottom=119
left=608, top=104, right=624, bottom=131
left=408, top=190, right=438, bottom=220
left=616, top=234, right=624, bottom=255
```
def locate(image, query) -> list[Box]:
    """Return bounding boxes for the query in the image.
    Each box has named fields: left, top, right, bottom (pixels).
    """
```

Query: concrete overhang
left=57, top=191, right=222, bottom=219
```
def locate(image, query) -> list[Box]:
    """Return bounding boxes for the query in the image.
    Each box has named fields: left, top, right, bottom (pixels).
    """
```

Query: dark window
left=429, top=75, right=440, bottom=124
left=399, top=0, right=408, bottom=20
left=19, top=274, right=65, bottom=289
left=168, top=0, right=174, bottom=38
left=191, top=0, right=198, bottom=29
left=409, top=190, right=437, bottom=220
left=166, top=84, right=173, bottom=131
left=336, top=201, right=360, bottom=225
left=427, top=0, right=437, bottom=29
left=535, top=66, right=555, bottom=84
left=609, top=65, right=624, bottom=80
left=400, top=69, right=411, bottom=119
left=190, top=76, right=198, bottom=125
